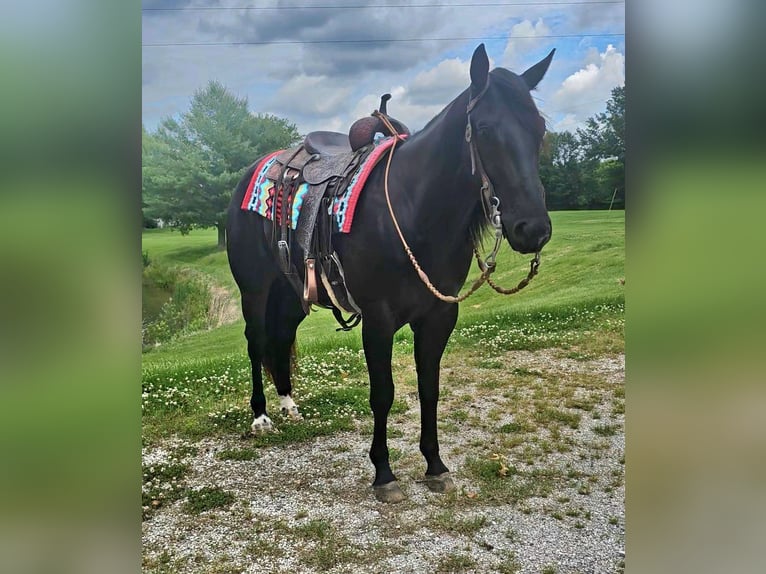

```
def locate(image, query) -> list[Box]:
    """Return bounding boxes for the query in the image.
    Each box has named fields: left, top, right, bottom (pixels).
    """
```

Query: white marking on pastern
left=279, top=395, right=303, bottom=420
left=251, top=414, right=274, bottom=434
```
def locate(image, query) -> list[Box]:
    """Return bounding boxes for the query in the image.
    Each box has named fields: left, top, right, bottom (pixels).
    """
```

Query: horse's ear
left=521, top=48, right=555, bottom=90
left=470, top=43, right=490, bottom=89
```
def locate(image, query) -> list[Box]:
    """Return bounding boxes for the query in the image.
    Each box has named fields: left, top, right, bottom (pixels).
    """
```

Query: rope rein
left=372, top=105, right=540, bottom=304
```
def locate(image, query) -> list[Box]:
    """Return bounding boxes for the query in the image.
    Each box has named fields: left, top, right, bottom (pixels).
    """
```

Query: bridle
left=466, top=78, right=504, bottom=272
left=374, top=78, right=540, bottom=304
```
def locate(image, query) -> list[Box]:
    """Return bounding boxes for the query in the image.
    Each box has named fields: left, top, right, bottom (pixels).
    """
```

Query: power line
left=143, top=1, right=625, bottom=11
left=142, top=32, right=624, bottom=47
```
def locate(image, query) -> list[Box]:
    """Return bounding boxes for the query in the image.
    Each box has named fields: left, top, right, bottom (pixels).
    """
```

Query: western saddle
left=264, top=94, right=410, bottom=329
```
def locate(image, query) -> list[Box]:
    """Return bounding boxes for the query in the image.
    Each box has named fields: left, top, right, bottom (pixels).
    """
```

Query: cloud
left=141, top=2, right=625, bottom=136
left=407, top=57, right=471, bottom=106
left=142, top=0, right=197, bottom=9
left=270, top=75, right=352, bottom=118
left=196, top=1, right=450, bottom=77
left=549, top=44, right=624, bottom=131
left=502, top=18, right=552, bottom=72
left=570, top=3, right=625, bottom=31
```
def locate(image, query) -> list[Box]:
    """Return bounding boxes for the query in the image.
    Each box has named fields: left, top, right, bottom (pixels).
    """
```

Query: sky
left=142, top=1, right=625, bottom=135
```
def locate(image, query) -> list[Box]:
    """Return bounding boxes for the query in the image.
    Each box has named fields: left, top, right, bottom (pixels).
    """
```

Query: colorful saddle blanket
left=240, top=135, right=404, bottom=233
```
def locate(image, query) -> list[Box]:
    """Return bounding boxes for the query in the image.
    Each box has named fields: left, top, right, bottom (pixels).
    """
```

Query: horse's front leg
left=361, top=309, right=404, bottom=503
left=411, top=303, right=458, bottom=493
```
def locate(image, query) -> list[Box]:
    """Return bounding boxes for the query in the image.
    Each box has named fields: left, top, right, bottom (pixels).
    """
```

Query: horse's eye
left=476, top=123, right=491, bottom=134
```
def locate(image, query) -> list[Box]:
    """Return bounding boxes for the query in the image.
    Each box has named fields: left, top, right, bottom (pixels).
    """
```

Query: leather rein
left=374, top=78, right=540, bottom=304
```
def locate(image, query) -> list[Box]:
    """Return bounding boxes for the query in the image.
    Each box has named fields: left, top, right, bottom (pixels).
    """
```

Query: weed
left=578, top=483, right=592, bottom=496
left=142, top=461, right=190, bottom=518
left=512, top=367, right=542, bottom=377
left=244, top=538, right=283, bottom=559
left=431, top=510, right=488, bottom=535
left=535, top=406, right=581, bottom=429
left=183, top=487, right=235, bottom=514
left=499, top=421, right=528, bottom=434
left=593, top=423, right=619, bottom=437
left=291, top=519, right=357, bottom=570
left=292, top=518, right=331, bottom=540
left=497, top=550, right=522, bottom=573
left=465, top=457, right=559, bottom=502
left=437, top=552, right=477, bottom=573
left=565, top=396, right=595, bottom=411
left=216, top=447, right=259, bottom=461
left=542, top=565, right=557, bottom=574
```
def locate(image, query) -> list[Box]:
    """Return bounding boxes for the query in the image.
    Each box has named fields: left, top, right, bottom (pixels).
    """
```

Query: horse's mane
left=489, top=67, right=547, bottom=138
left=399, top=68, right=547, bottom=250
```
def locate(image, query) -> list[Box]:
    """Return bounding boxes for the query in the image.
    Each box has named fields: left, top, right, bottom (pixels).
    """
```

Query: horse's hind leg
left=241, top=290, right=275, bottom=433
left=263, top=278, right=306, bottom=420
left=411, top=303, right=458, bottom=493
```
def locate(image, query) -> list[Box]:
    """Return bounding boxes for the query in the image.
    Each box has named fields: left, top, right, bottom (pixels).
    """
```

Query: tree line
left=142, top=82, right=624, bottom=249
left=540, top=85, right=625, bottom=211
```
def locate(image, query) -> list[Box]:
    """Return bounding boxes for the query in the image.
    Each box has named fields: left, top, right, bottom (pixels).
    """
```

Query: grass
left=142, top=461, right=190, bottom=518
left=141, top=210, right=623, bottom=449
left=183, top=486, right=235, bottom=514
left=216, top=447, right=259, bottom=461
left=497, top=550, right=522, bottom=573
left=430, top=510, right=488, bottom=535
left=290, top=519, right=359, bottom=570
left=436, top=552, right=477, bottom=573
left=464, top=456, right=562, bottom=503
left=593, top=423, right=620, bottom=437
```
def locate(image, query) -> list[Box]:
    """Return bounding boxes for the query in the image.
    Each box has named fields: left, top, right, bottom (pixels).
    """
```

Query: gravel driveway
left=143, top=350, right=624, bottom=574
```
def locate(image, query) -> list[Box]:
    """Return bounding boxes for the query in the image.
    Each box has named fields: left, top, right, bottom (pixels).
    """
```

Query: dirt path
left=207, top=285, right=241, bottom=328
left=143, top=349, right=624, bottom=574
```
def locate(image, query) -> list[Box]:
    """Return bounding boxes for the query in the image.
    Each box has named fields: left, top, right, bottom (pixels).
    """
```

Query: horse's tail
left=261, top=341, right=297, bottom=384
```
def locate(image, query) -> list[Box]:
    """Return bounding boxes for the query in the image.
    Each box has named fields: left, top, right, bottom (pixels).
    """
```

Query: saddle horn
left=379, top=93, right=392, bottom=115
left=348, top=93, right=411, bottom=151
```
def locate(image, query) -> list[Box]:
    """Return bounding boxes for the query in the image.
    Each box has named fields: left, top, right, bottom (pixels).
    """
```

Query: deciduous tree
left=142, top=82, right=300, bottom=248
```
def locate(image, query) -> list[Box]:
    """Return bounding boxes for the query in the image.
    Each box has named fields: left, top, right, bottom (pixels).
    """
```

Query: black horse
left=227, top=44, right=553, bottom=502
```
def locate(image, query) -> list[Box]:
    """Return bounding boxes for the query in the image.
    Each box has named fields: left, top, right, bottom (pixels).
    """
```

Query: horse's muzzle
left=506, top=215, right=552, bottom=254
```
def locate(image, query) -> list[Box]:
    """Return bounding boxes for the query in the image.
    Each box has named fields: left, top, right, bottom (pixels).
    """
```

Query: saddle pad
left=240, top=135, right=405, bottom=233
left=240, top=150, right=309, bottom=230
left=333, top=135, right=405, bottom=233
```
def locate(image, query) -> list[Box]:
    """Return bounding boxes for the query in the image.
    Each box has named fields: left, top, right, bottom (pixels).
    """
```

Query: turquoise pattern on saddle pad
left=244, top=153, right=308, bottom=230
left=242, top=136, right=401, bottom=233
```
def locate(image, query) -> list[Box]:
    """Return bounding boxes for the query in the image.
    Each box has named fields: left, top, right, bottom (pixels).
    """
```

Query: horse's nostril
left=512, top=218, right=551, bottom=252
left=537, top=231, right=551, bottom=250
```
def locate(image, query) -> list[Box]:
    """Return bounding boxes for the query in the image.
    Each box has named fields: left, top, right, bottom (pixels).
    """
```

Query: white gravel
left=143, top=349, right=624, bottom=573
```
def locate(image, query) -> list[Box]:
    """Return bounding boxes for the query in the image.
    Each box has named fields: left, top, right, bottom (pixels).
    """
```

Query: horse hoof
left=425, top=472, right=456, bottom=493
left=250, top=414, right=274, bottom=434
left=373, top=482, right=406, bottom=503
left=281, top=406, right=303, bottom=421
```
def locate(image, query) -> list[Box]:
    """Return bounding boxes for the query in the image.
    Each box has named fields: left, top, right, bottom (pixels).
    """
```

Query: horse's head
left=467, top=44, right=554, bottom=254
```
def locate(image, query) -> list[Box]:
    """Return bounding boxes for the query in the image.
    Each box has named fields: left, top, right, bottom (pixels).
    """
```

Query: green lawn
left=141, top=210, right=624, bottom=444
left=142, top=210, right=623, bottom=365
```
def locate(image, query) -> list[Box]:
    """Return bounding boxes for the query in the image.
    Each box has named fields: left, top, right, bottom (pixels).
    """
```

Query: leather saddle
left=304, top=131, right=351, bottom=155
left=262, top=95, right=410, bottom=328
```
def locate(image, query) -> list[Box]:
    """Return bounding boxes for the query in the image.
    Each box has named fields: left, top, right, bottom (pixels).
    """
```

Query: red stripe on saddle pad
left=241, top=150, right=282, bottom=211
left=340, top=134, right=406, bottom=233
